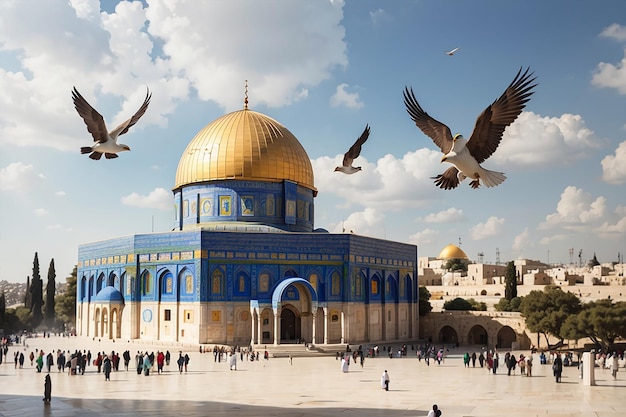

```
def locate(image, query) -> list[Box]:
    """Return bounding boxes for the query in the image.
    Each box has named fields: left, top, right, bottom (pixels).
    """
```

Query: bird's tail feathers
left=80, top=147, right=92, bottom=154
left=481, top=169, right=506, bottom=188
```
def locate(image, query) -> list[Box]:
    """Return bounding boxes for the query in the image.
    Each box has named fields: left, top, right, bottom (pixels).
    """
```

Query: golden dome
left=175, top=109, right=316, bottom=192
left=437, top=244, right=469, bottom=260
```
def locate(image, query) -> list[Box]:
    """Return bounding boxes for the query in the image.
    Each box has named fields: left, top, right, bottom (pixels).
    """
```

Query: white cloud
left=470, top=216, right=504, bottom=240
left=600, top=23, right=626, bottom=42
left=369, top=8, right=387, bottom=25
left=592, top=55, right=626, bottom=95
left=0, top=1, right=348, bottom=151
left=121, top=187, right=171, bottom=211
left=419, top=207, right=466, bottom=224
left=512, top=227, right=530, bottom=251
left=34, top=208, right=48, bottom=217
left=55, top=191, right=67, bottom=197
left=539, top=186, right=606, bottom=230
left=408, top=228, right=438, bottom=246
left=330, top=83, right=363, bottom=109
left=601, top=140, right=626, bottom=184
left=492, top=112, right=599, bottom=167
left=0, top=162, right=45, bottom=191
left=539, top=234, right=568, bottom=245
left=311, top=147, right=443, bottom=210
left=331, top=208, right=384, bottom=237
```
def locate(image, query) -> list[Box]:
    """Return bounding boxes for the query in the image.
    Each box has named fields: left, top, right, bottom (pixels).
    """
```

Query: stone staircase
left=253, top=343, right=346, bottom=358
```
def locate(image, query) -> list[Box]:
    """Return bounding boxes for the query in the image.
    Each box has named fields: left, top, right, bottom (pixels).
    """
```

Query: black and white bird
left=445, top=47, right=460, bottom=56
left=334, top=124, right=371, bottom=174
left=73, top=87, right=151, bottom=160
left=404, top=67, right=537, bottom=189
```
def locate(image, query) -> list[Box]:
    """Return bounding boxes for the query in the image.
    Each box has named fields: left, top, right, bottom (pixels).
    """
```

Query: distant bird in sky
left=445, top=47, right=460, bottom=56
left=334, top=124, right=371, bottom=174
left=73, top=87, right=151, bottom=160
left=404, top=67, right=537, bottom=190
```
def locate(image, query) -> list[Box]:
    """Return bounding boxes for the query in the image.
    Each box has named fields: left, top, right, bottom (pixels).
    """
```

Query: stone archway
left=438, top=325, right=458, bottom=344
left=497, top=326, right=517, bottom=349
left=270, top=277, right=318, bottom=345
left=468, top=324, right=488, bottom=346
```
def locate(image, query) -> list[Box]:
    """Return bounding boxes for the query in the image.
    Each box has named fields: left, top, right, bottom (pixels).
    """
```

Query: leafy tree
left=443, top=258, right=466, bottom=272
left=444, top=297, right=473, bottom=310
left=30, top=252, right=44, bottom=327
left=504, top=261, right=517, bottom=300
left=520, top=287, right=582, bottom=349
left=418, top=286, right=432, bottom=316
left=0, top=291, right=5, bottom=324
left=44, top=258, right=56, bottom=326
left=561, top=299, right=626, bottom=351
left=55, top=266, right=77, bottom=326
left=467, top=298, right=487, bottom=311
left=494, top=296, right=522, bottom=312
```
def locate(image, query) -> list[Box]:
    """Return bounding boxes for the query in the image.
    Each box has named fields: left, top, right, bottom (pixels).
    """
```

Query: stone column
left=340, top=310, right=345, bottom=344
left=323, top=307, right=329, bottom=344
left=250, top=307, right=256, bottom=346
left=582, top=351, right=595, bottom=386
left=273, top=311, right=279, bottom=345
left=311, top=313, right=316, bottom=345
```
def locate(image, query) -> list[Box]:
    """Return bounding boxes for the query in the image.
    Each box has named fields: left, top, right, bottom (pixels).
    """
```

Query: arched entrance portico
left=249, top=277, right=318, bottom=346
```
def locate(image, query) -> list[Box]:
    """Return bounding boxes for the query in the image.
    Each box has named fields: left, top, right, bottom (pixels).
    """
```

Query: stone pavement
left=0, top=336, right=624, bottom=417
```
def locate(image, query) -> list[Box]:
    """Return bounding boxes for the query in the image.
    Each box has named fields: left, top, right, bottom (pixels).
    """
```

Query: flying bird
left=445, top=47, right=460, bottom=56
left=334, top=124, right=371, bottom=174
left=73, top=87, right=151, bottom=160
left=403, top=67, right=537, bottom=190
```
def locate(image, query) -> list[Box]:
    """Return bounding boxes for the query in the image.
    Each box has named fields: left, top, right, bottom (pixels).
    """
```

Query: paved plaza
left=0, top=336, right=624, bottom=417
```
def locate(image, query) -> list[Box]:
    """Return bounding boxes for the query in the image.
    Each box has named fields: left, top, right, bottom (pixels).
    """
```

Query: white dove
left=73, top=87, right=151, bottom=160
left=445, top=47, right=460, bottom=56
left=334, top=124, right=371, bottom=174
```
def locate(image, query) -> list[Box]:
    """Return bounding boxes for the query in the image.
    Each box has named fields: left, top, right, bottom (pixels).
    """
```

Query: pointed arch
left=96, top=273, right=105, bottom=294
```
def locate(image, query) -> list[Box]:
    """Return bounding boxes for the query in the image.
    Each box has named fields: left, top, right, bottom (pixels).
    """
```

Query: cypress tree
left=504, top=261, right=517, bottom=300
left=31, top=252, right=44, bottom=326
left=45, top=258, right=56, bottom=325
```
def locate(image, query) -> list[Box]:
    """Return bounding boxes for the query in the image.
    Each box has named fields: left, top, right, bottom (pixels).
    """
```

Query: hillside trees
left=561, top=299, right=626, bottom=351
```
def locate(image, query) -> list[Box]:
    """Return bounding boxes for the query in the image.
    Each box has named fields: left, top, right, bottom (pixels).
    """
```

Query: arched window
left=141, top=271, right=151, bottom=295
left=212, top=270, right=223, bottom=295
left=331, top=271, right=340, bottom=295
left=309, top=273, right=318, bottom=291
left=259, top=273, right=269, bottom=292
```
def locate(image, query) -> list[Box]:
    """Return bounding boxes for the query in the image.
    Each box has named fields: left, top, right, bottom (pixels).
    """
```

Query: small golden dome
left=174, top=109, right=316, bottom=192
left=438, top=244, right=469, bottom=260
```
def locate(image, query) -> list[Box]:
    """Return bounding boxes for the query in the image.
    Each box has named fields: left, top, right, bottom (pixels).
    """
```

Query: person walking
left=427, top=404, right=442, bottom=417
left=177, top=352, right=185, bottom=374
left=611, top=352, right=619, bottom=379
left=43, top=374, right=52, bottom=403
left=553, top=354, right=563, bottom=383
left=103, top=355, right=112, bottom=381
left=381, top=370, right=390, bottom=391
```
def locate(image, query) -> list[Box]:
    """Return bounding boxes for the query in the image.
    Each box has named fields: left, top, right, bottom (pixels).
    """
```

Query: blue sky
left=1, top=0, right=625, bottom=283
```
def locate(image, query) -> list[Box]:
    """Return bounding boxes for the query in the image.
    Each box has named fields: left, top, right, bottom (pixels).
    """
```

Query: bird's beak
left=441, top=156, right=447, bottom=162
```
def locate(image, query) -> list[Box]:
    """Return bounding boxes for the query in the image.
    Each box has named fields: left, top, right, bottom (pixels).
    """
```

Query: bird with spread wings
left=403, top=67, right=537, bottom=189
left=334, top=124, right=371, bottom=174
left=73, top=87, right=151, bottom=160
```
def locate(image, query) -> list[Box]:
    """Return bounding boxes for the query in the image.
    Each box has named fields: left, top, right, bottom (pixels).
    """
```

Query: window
left=185, top=274, right=193, bottom=293
left=371, top=280, right=378, bottom=294
left=164, top=309, right=171, bottom=321
left=239, top=275, right=245, bottom=292
left=212, top=270, right=223, bottom=294
left=331, top=272, right=340, bottom=295
left=184, top=310, right=193, bottom=323
left=259, top=273, right=269, bottom=292
left=355, top=274, right=362, bottom=296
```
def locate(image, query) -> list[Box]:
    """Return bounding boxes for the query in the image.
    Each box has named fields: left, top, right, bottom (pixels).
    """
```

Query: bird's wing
left=403, top=87, right=454, bottom=153
left=467, top=67, right=537, bottom=164
left=72, top=87, right=109, bottom=143
left=342, top=124, right=370, bottom=167
left=447, top=47, right=460, bottom=55
left=111, top=87, right=152, bottom=137
left=432, top=166, right=460, bottom=190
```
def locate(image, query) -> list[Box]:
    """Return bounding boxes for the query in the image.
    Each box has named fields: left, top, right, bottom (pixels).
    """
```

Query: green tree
left=30, top=252, right=44, bottom=327
left=444, top=297, right=473, bottom=310
left=520, top=287, right=582, bottom=349
left=0, top=291, right=6, bottom=324
left=504, top=261, right=517, bottom=300
left=55, top=266, right=77, bottom=326
left=494, top=296, right=522, bottom=312
left=561, top=299, right=626, bottom=352
left=24, top=276, right=32, bottom=309
left=443, top=258, right=466, bottom=272
left=44, top=258, right=56, bottom=326
left=418, top=286, right=432, bottom=316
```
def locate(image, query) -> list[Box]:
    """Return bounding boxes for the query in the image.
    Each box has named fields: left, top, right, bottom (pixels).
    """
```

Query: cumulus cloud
left=121, top=187, right=171, bottom=211
left=408, top=228, right=438, bottom=246
left=600, top=23, right=626, bottom=42
left=0, top=0, right=348, bottom=150
left=601, top=140, right=626, bottom=184
left=492, top=112, right=599, bottom=167
left=330, top=83, right=363, bottom=109
left=331, top=208, right=384, bottom=237
left=539, top=234, right=568, bottom=245
left=512, top=227, right=530, bottom=251
left=34, top=208, right=48, bottom=217
left=55, top=191, right=67, bottom=196
left=0, top=162, right=45, bottom=191
left=311, top=147, right=443, bottom=210
left=539, top=186, right=606, bottom=230
left=470, top=216, right=504, bottom=240
left=418, top=207, right=466, bottom=224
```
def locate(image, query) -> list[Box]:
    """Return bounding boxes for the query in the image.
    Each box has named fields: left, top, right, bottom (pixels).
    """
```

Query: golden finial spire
left=244, top=80, right=248, bottom=110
